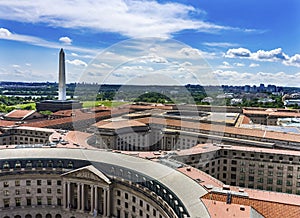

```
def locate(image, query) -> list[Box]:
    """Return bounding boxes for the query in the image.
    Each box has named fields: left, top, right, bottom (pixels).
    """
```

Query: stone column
left=107, top=187, right=111, bottom=217
left=81, top=184, right=85, bottom=212
left=103, top=188, right=107, bottom=216
left=67, top=181, right=71, bottom=209
left=63, top=182, right=67, bottom=209
left=90, top=185, right=94, bottom=213
left=95, top=186, right=98, bottom=211
left=77, top=183, right=81, bottom=210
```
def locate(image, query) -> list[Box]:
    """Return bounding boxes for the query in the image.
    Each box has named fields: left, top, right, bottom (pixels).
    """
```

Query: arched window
left=25, top=215, right=32, bottom=218
left=26, top=161, right=32, bottom=168
left=3, top=161, right=10, bottom=169
left=15, top=161, right=21, bottom=169
left=67, top=161, right=73, bottom=169
left=14, top=216, right=21, bottom=218
left=47, top=161, right=53, bottom=168
left=55, top=215, right=62, bottom=218
left=36, top=160, right=43, bottom=168
left=57, top=161, right=63, bottom=168
left=36, top=214, right=42, bottom=218
left=45, top=214, right=52, bottom=218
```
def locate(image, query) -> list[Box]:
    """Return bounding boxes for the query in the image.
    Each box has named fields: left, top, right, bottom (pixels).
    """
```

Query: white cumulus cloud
left=284, top=54, right=300, bottom=67
left=0, top=27, right=11, bottom=37
left=66, top=59, right=87, bottom=67
left=59, top=36, right=72, bottom=45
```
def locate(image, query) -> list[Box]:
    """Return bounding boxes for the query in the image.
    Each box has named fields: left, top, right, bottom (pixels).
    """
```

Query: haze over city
left=0, top=0, right=300, bottom=86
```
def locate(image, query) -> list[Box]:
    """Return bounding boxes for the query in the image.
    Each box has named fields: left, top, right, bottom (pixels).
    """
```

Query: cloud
left=203, top=42, right=239, bottom=47
left=66, top=59, right=87, bottom=67
left=225, top=47, right=289, bottom=61
left=284, top=54, right=300, bottom=67
left=234, top=62, right=245, bottom=67
left=92, top=63, right=113, bottom=69
left=249, top=63, right=259, bottom=67
left=213, top=69, right=300, bottom=86
left=0, top=27, right=11, bottom=37
left=225, top=48, right=251, bottom=58
left=59, top=36, right=72, bottom=45
left=225, top=47, right=300, bottom=67
left=0, top=27, right=97, bottom=54
left=0, top=1, right=249, bottom=38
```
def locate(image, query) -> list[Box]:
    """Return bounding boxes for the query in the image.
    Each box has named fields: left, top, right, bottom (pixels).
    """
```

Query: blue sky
left=0, top=0, right=299, bottom=86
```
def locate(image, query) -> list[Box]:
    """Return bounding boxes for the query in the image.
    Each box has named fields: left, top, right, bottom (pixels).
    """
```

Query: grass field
left=81, top=101, right=131, bottom=108
left=7, top=102, right=36, bottom=110
left=7, top=100, right=130, bottom=111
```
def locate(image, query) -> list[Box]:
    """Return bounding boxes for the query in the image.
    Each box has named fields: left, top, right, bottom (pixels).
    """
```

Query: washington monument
left=58, top=48, right=66, bottom=101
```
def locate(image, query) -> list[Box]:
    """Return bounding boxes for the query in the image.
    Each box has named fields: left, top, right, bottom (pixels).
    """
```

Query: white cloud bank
left=213, top=69, right=300, bottom=86
left=0, top=1, right=251, bottom=38
left=225, top=47, right=300, bottom=67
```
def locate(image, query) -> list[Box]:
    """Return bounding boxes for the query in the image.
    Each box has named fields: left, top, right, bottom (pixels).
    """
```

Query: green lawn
left=82, top=101, right=131, bottom=108
left=7, top=102, right=36, bottom=110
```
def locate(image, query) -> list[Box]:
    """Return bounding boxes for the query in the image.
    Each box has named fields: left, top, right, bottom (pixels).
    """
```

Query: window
left=37, top=197, right=42, bottom=205
left=37, top=180, right=42, bottom=186
left=27, top=198, right=31, bottom=206
left=288, top=166, right=293, bottom=171
left=4, top=199, right=10, bottom=207
left=57, top=198, right=62, bottom=206
left=287, top=180, right=293, bottom=186
left=47, top=197, right=52, bottom=205
left=277, top=179, right=283, bottom=185
left=139, top=210, right=143, bottom=216
left=146, top=204, right=150, bottom=211
left=57, top=180, right=62, bottom=186
left=4, top=181, right=9, bottom=187
left=258, top=178, right=263, bottom=183
left=57, top=189, right=61, bottom=194
left=132, top=196, right=136, bottom=203
left=139, top=200, right=143, bottom=207
left=37, top=188, right=41, bottom=194
left=125, top=193, right=128, bottom=199
left=4, top=190, right=9, bottom=196
left=15, top=189, right=20, bottom=195
left=267, top=178, right=273, bottom=184
left=125, top=202, right=128, bottom=208
left=231, top=160, right=237, bottom=165
left=15, top=180, right=20, bottom=186
left=117, top=190, right=121, bottom=196
left=26, top=180, right=31, bottom=186
left=15, top=198, right=21, bottom=206
left=249, top=176, right=254, bottom=182
left=26, top=189, right=31, bottom=194
left=132, top=205, right=136, bottom=212
left=153, top=209, right=157, bottom=216
left=47, top=180, right=52, bottom=186
left=268, top=171, right=273, bottom=176
left=47, top=188, right=51, bottom=194
left=117, top=199, right=121, bottom=205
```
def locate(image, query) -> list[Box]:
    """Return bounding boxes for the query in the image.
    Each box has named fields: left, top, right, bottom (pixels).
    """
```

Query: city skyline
left=0, top=1, right=300, bottom=86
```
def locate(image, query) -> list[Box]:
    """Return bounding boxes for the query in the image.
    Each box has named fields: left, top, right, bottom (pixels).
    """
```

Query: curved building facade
left=0, top=148, right=209, bottom=218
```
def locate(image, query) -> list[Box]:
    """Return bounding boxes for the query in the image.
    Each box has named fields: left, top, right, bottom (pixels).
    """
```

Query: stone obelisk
left=58, top=48, right=66, bottom=101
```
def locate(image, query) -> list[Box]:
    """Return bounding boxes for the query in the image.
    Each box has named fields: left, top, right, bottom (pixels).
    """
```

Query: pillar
left=95, top=186, right=98, bottom=211
left=81, top=184, right=85, bottom=211
left=103, top=188, right=107, bottom=216
left=90, top=185, right=94, bottom=213
left=77, top=183, right=81, bottom=210
left=67, top=182, right=71, bottom=209
left=63, top=182, right=67, bottom=209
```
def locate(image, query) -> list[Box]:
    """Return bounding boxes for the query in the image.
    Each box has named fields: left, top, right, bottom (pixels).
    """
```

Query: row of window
left=2, top=160, right=73, bottom=169
left=2, top=179, right=61, bottom=188
left=3, top=197, right=62, bottom=208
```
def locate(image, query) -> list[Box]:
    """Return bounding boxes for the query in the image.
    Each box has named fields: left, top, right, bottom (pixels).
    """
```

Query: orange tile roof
left=4, top=109, right=35, bottom=119
left=201, top=192, right=300, bottom=218
left=95, top=119, right=146, bottom=130
left=202, top=199, right=251, bottom=218
left=136, top=117, right=300, bottom=143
